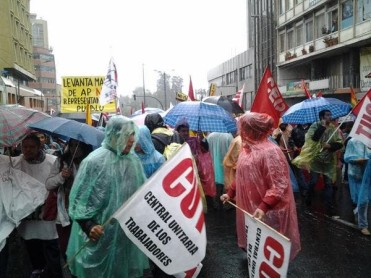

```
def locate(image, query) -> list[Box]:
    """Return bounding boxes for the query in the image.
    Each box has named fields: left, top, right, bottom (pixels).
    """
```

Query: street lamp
left=142, top=63, right=146, bottom=107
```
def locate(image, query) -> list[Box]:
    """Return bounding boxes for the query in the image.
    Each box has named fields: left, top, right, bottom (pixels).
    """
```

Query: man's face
left=279, top=123, right=288, bottom=131
left=22, top=139, right=41, bottom=161
left=178, top=127, right=189, bottom=141
left=322, top=112, right=332, bottom=123
left=122, top=134, right=135, bottom=155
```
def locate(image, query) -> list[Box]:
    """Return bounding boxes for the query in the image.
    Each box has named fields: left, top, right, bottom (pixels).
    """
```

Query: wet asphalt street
left=6, top=182, right=371, bottom=278
left=198, top=184, right=371, bottom=278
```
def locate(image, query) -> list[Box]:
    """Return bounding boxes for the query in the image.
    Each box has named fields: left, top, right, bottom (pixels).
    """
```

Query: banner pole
left=63, top=216, right=113, bottom=269
left=226, top=201, right=290, bottom=241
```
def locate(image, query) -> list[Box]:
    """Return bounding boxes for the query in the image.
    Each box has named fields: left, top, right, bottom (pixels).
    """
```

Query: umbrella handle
left=281, top=134, right=292, bottom=161
left=68, top=141, right=80, bottom=169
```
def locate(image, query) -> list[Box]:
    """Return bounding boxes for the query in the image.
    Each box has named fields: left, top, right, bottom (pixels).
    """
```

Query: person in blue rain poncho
left=134, top=125, right=165, bottom=178
left=344, top=138, right=371, bottom=236
left=66, top=115, right=149, bottom=278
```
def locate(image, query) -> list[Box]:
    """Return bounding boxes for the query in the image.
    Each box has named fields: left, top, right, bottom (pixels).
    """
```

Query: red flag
left=350, top=86, right=358, bottom=107
left=317, top=90, right=323, bottom=97
left=352, top=89, right=371, bottom=116
left=141, top=101, right=145, bottom=114
left=232, top=83, right=245, bottom=109
left=188, top=76, right=195, bottom=101
left=251, top=67, right=289, bottom=127
left=302, top=80, right=311, bottom=99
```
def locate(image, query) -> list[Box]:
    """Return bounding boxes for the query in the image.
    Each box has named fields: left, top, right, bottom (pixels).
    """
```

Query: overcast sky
left=30, top=0, right=247, bottom=96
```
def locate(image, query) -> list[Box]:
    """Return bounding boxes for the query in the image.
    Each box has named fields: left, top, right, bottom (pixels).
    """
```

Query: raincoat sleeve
left=259, top=148, right=289, bottom=213
left=344, top=140, right=365, bottom=163
left=223, top=136, right=241, bottom=189
left=68, top=157, right=110, bottom=221
left=312, top=124, right=326, bottom=141
left=227, top=180, right=236, bottom=199
left=45, top=159, right=64, bottom=191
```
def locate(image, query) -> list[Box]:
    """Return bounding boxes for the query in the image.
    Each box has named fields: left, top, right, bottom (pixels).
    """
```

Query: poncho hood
left=102, top=115, right=138, bottom=156
left=239, top=112, right=274, bottom=144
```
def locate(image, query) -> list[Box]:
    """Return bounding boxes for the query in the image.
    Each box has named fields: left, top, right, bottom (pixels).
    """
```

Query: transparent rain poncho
left=230, top=112, right=301, bottom=260
left=135, top=125, right=165, bottom=178
left=292, top=121, right=342, bottom=182
left=344, top=138, right=371, bottom=204
left=207, top=132, right=233, bottom=185
left=66, top=116, right=149, bottom=278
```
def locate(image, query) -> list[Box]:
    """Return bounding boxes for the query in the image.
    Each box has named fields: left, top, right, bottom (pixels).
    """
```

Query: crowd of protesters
left=0, top=107, right=369, bottom=277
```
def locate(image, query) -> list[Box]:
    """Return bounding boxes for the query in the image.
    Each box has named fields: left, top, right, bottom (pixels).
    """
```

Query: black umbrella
left=202, top=96, right=244, bottom=116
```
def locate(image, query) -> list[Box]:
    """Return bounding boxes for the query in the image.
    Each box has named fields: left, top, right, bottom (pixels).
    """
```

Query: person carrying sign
left=220, top=112, right=301, bottom=260
left=66, top=115, right=150, bottom=277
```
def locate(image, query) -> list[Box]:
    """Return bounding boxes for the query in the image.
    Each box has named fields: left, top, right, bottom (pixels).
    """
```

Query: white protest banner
left=112, top=144, right=206, bottom=275
left=99, top=57, right=118, bottom=106
left=245, top=214, right=291, bottom=278
left=349, top=96, right=371, bottom=148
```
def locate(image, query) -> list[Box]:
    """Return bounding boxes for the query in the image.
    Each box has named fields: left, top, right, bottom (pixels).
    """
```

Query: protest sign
left=349, top=95, right=371, bottom=148
left=112, top=144, right=206, bottom=275
left=61, top=76, right=116, bottom=113
left=245, top=214, right=291, bottom=278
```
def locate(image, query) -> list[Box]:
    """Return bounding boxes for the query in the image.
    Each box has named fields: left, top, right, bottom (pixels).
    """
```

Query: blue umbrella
left=282, top=97, right=351, bottom=124
left=28, top=117, right=105, bottom=147
left=164, top=101, right=237, bottom=133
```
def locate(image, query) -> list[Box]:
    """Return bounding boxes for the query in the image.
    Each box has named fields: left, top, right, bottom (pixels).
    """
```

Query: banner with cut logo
left=112, top=144, right=206, bottom=276
left=349, top=95, right=371, bottom=148
left=245, top=214, right=291, bottom=278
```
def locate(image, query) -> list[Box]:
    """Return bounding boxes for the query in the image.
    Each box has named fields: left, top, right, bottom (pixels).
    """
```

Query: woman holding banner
left=221, top=112, right=301, bottom=260
left=66, top=115, right=150, bottom=277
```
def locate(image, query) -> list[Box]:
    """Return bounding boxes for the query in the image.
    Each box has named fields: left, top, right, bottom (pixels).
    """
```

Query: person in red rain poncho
left=220, top=112, right=301, bottom=260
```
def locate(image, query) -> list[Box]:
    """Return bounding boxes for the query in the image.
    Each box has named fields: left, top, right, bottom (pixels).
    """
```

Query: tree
left=155, top=72, right=183, bottom=109
left=169, top=75, right=183, bottom=105
left=196, top=88, right=207, bottom=101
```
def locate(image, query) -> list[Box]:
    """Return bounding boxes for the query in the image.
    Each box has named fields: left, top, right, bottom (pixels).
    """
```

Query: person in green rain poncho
left=292, top=109, right=343, bottom=214
left=66, top=115, right=149, bottom=278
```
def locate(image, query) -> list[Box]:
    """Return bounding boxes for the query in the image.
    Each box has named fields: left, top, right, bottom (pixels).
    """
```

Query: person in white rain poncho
left=66, top=115, right=149, bottom=278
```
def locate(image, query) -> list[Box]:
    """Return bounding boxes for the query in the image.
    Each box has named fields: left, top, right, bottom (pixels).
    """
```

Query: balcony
left=279, top=74, right=361, bottom=98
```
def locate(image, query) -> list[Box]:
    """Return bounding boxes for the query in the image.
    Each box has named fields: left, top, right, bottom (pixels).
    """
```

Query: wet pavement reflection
left=198, top=182, right=371, bottom=277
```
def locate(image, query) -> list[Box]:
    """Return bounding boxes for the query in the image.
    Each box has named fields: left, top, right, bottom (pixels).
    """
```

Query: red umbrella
left=0, top=105, right=51, bottom=146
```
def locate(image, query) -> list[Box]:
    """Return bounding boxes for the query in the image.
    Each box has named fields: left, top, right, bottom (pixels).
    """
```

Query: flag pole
left=226, top=201, right=290, bottom=241
left=319, top=109, right=354, bottom=152
left=63, top=216, right=113, bottom=268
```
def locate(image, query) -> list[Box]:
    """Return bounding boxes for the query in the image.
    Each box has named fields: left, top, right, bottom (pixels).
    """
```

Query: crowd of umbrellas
left=0, top=95, right=353, bottom=149
left=0, top=95, right=353, bottom=253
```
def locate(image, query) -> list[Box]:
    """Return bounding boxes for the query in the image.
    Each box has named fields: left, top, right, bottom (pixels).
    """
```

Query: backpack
left=151, top=133, right=182, bottom=160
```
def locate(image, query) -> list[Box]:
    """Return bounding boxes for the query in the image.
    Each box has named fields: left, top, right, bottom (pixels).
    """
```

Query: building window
left=296, top=24, right=303, bottom=46
left=315, top=13, right=325, bottom=38
left=288, top=0, right=294, bottom=10
left=356, top=0, right=371, bottom=23
left=295, top=0, right=303, bottom=4
left=279, top=32, right=285, bottom=52
left=226, top=70, right=237, bottom=85
left=239, top=67, right=246, bottom=81
left=305, top=20, right=313, bottom=42
left=328, top=9, right=338, bottom=32
left=287, top=29, right=294, bottom=49
left=341, top=0, right=353, bottom=29
left=279, top=0, right=285, bottom=15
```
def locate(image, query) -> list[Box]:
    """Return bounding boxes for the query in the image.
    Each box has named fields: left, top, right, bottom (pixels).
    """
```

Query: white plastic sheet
left=0, top=158, right=46, bottom=251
